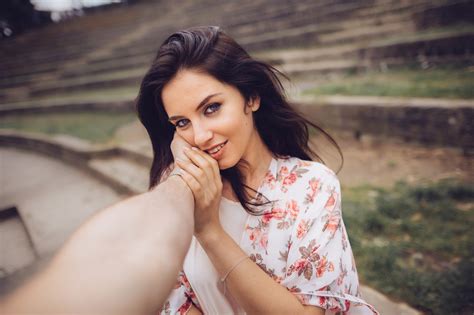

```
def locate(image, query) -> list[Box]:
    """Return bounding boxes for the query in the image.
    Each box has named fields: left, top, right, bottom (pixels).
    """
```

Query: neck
left=222, top=129, right=273, bottom=202
left=238, top=129, right=273, bottom=189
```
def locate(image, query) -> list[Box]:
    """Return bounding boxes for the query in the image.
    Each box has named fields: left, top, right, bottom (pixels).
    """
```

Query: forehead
left=161, top=70, right=224, bottom=113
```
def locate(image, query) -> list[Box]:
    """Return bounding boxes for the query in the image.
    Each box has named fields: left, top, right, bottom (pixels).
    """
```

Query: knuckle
left=196, top=169, right=205, bottom=177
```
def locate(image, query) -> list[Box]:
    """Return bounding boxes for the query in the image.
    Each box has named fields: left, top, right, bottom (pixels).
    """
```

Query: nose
left=193, top=123, right=213, bottom=148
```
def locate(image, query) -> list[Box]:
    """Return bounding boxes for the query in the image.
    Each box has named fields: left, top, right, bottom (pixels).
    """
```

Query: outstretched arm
left=1, top=175, right=194, bottom=315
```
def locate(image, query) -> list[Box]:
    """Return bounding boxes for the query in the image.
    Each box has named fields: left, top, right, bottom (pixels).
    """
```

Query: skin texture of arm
left=177, top=148, right=324, bottom=315
left=1, top=176, right=194, bottom=315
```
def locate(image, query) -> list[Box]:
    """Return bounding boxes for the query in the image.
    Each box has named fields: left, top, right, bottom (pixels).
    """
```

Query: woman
left=136, top=26, right=378, bottom=314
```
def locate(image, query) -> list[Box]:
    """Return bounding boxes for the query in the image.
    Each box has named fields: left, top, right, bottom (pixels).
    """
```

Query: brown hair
left=135, top=26, right=343, bottom=213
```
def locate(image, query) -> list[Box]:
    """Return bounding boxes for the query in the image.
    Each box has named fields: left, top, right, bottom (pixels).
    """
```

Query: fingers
left=170, top=132, right=192, bottom=163
left=174, top=161, right=203, bottom=197
left=184, top=148, right=221, bottom=183
left=175, top=159, right=208, bottom=187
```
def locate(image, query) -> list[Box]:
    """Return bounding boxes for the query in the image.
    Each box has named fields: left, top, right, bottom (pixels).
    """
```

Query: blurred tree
left=0, top=0, right=51, bottom=39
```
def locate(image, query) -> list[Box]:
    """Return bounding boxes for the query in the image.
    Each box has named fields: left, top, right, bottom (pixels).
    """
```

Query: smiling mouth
left=206, top=141, right=228, bottom=154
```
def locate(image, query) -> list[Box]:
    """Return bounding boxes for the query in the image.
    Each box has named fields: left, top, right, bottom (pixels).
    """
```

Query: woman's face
left=162, top=69, right=261, bottom=170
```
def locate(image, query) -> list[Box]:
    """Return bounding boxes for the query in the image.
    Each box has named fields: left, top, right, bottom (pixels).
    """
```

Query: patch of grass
left=0, top=111, right=137, bottom=143
left=303, top=65, right=474, bottom=99
left=342, top=179, right=474, bottom=314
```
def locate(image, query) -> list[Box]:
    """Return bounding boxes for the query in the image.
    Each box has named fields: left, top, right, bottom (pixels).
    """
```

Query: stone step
left=0, top=145, right=123, bottom=257
left=26, top=69, right=146, bottom=100
left=1, top=0, right=469, bottom=104
left=294, top=95, right=474, bottom=149
left=227, top=0, right=432, bottom=36
left=279, top=59, right=361, bottom=77
left=2, top=93, right=472, bottom=151
left=0, top=206, right=37, bottom=278
left=0, top=0, right=421, bottom=75
left=0, top=95, right=134, bottom=114
left=226, top=0, right=367, bottom=35
left=239, top=13, right=413, bottom=51
left=88, top=156, right=150, bottom=194
left=61, top=55, right=154, bottom=79
left=44, top=21, right=416, bottom=86
left=361, top=286, right=422, bottom=315
left=0, top=0, right=448, bottom=85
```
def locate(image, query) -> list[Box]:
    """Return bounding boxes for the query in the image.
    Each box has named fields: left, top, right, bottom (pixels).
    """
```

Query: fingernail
left=191, top=147, right=198, bottom=151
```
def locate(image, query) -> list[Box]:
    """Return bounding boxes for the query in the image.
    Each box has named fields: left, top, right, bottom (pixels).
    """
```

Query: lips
left=205, top=140, right=228, bottom=159
left=205, top=141, right=227, bottom=153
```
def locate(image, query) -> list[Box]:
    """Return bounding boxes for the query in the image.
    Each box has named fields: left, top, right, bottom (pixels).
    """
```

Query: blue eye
left=175, top=119, right=189, bottom=128
left=205, top=103, right=221, bottom=114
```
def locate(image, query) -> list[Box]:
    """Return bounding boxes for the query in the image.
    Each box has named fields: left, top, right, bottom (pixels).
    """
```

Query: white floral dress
left=161, top=156, right=378, bottom=314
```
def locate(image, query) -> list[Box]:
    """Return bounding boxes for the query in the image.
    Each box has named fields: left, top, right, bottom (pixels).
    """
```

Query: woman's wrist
left=195, top=224, right=225, bottom=247
left=149, top=173, right=193, bottom=206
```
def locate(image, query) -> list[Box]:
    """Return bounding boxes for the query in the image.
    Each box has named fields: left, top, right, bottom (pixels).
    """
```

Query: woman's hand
left=170, top=132, right=192, bottom=163
left=175, top=147, right=223, bottom=238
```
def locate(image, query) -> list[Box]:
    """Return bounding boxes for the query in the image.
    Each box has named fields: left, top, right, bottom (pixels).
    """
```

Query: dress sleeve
left=281, top=173, right=378, bottom=314
left=160, top=270, right=198, bottom=315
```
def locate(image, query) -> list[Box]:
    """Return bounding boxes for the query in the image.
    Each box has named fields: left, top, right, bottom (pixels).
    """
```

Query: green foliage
left=0, top=111, right=137, bottom=143
left=303, top=65, right=474, bottom=99
left=343, top=179, right=474, bottom=314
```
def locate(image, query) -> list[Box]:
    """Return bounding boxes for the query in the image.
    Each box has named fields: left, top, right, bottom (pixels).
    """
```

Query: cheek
left=220, top=108, right=253, bottom=131
left=177, top=130, right=196, bottom=146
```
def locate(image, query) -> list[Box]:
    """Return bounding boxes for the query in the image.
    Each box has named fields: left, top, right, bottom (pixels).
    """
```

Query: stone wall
left=295, top=97, right=473, bottom=152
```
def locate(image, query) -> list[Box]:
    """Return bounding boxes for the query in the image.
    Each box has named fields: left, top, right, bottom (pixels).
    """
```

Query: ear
left=248, top=95, right=261, bottom=112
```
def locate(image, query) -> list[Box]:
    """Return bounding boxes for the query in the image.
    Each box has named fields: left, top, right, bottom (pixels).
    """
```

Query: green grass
left=342, top=179, right=474, bottom=314
left=0, top=111, right=137, bottom=143
left=303, top=65, right=474, bottom=99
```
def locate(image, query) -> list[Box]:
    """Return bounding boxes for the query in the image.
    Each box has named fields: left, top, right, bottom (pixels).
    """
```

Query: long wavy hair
left=135, top=26, right=343, bottom=214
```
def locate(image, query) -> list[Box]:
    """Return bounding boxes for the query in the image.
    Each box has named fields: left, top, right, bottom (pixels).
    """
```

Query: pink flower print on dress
left=259, top=232, right=269, bottom=250
left=305, top=177, right=321, bottom=204
left=296, top=219, right=311, bottom=239
left=247, top=226, right=261, bottom=242
left=287, top=199, right=300, bottom=220
left=287, top=258, right=310, bottom=276
left=278, top=165, right=289, bottom=178
left=324, top=191, right=337, bottom=210
left=323, top=214, right=340, bottom=235
left=247, top=224, right=270, bottom=252
left=309, top=177, right=320, bottom=191
left=262, top=207, right=286, bottom=225
left=278, top=164, right=309, bottom=192
left=315, top=256, right=334, bottom=278
left=297, top=159, right=312, bottom=168
left=177, top=301, right=192, bottom=315
left=282, top=172, right=298, bottom=186
left=263, top=170, right=276, bottom=189
left=178, top=272, right=191, bottom=291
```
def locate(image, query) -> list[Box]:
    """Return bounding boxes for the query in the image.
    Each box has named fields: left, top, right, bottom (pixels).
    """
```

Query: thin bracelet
left=220, top=256, right=249, bottom=283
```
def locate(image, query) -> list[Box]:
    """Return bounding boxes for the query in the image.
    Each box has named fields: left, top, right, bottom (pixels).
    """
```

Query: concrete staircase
left=0, top=0, right=472, bottom=105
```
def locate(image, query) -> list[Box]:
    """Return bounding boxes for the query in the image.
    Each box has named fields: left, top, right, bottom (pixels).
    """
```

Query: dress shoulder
left=272, top=156, right=340, bottom=195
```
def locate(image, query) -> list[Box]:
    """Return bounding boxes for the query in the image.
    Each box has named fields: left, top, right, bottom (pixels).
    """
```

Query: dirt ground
left=116, top=121, right=472, bottom=189
left=314, top=131, right=472, bottom=188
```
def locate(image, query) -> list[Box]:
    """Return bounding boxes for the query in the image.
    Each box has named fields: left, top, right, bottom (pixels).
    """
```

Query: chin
left=217, top=156, right=240, bottom=170
left=217, top=160, right=234, bottom=170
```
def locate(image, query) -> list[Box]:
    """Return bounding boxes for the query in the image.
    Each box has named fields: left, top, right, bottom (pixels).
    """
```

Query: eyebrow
left=168, top=93, right=222, bottom=122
